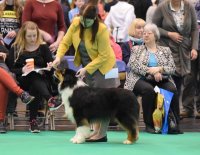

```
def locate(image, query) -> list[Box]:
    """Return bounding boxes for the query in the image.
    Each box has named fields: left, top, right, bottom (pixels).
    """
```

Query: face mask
left=80, top=16, right=95, bottom=28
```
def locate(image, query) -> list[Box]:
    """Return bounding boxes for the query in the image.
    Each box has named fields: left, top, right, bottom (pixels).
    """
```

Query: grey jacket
left=124, top=45, right=176, bottom=91
left=152, top=0, right=199, bottom=76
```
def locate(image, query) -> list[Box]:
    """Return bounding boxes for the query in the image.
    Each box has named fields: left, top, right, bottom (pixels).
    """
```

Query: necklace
left=42, top=0, right=46, bottom=7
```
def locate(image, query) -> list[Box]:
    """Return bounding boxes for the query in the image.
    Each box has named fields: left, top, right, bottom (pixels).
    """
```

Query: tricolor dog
left=59, top=69, right=140, bottom=144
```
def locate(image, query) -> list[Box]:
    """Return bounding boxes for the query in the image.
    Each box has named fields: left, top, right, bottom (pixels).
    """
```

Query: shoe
left=0, top=121, right=7, bottom=134
left=86, top=136, right=108, bottom=142
left=195, top=112, right=200, bottom=119
left=20, top=91, right=35, bottom=105
left=29, top=119, right=40, bottom=133
left=180, top=111, right=194, bottom=118
left=48, top=97, right=62, bottom=111
left=145, top=126, right=156, bottom=134
left=168, top=127, right=184, bottom=134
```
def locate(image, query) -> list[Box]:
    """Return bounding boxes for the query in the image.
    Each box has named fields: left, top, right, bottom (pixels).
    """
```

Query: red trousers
left=0, top=68, right=23, bottom=121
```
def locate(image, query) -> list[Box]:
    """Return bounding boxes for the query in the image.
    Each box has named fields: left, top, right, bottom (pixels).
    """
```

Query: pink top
left=110, top=36, right=122, bottom=61
left=22, top=0, right=66, bottom=41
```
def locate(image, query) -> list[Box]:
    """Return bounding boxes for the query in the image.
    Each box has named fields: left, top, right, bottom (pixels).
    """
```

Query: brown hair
left=79, top=4, right=99, bottom=44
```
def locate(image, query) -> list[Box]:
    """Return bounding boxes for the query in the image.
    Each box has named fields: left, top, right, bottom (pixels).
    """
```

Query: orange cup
left=26, top=58, right=34, bottom=69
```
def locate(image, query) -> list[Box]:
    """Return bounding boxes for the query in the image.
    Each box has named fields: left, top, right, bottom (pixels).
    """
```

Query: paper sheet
left=105, top=68, right=119, bottom=79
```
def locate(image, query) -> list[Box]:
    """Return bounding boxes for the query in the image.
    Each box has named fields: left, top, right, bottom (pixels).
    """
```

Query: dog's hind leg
left=116, top=115, right=139, bottom=144
left=71, top=118, right=91, bottom=144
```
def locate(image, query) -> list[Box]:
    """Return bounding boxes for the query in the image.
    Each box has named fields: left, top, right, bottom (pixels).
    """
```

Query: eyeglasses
left=143, top=32, right=153, bottom=35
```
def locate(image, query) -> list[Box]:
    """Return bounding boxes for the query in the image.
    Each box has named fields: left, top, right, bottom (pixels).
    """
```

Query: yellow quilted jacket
left=56, top=17, right=116, bottom=75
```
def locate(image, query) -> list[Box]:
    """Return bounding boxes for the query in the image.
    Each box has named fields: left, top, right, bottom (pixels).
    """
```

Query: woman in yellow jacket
left=53, top=4, right=120, bottom=142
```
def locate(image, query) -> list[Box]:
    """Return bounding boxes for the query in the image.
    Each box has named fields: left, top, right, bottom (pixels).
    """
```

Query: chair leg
left=50, top=111, right=55, bottom=130
left=7, top=113, right=14, bottom=130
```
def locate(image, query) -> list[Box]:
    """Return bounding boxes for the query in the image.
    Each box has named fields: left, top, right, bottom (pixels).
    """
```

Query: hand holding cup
left=23, top=58, right=35, bottom=73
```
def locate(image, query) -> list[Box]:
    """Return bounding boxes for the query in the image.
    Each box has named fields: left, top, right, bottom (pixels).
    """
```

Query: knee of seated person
left=142, top=86, right=155, bottom=95
left=165, top=85, right=177, bottom=94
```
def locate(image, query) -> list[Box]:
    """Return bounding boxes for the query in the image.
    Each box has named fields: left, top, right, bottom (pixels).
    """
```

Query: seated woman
left=128, top=18, right=146, bottom=47
left=0, top=45, right=34, bottom=133
left=124, top=23, right=181, bottom=134
left=7, top=21, right=62, bottom=133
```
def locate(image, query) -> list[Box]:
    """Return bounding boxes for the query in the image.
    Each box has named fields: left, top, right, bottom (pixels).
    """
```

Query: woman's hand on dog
left=76, top=68, right=86, bottom=79
left=47, top=62, right=53, bottom=70
left=52, top=57, right=61, bottom=69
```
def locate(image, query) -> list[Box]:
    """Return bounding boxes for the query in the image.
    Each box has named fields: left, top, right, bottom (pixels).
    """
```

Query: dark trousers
left=133, top=79, right=179, bottom=128
left=172, top=59, right=198, bottom=113
left=193, top=56, right=200, bottom=112
left=6, top=92, right=17, bottom=114
left=19, top=72, right=52, bottom=121
left=117, top=42, right=131, bottom=64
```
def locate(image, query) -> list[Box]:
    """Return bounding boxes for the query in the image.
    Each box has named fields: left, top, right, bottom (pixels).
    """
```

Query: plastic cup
left=26, top=58, right=34, bottom=69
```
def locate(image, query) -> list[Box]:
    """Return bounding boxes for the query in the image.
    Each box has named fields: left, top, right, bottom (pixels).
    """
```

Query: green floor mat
left=0, top=131, right=199, bottom=155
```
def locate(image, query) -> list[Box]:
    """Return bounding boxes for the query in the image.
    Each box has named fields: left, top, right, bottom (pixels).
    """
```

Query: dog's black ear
left=60, top=69, right=78, bottom=89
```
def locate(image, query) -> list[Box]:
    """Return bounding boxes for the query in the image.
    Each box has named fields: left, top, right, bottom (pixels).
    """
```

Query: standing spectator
left=146, top=0, right=160, bottom=23
left=195, top=0, right=200, bottom=20
left=22, top=0, right=66, bottom=53
left=194, top=0, right=200, bottom=118
left=53, top=3, right=120, bottom=142
left=104, top=0, right=136, bottom=64
left=104, top=0, right=118, bottom=13
left=152, top=0, right=199, bottom=118
left=129, top=0, right=151, bottom=20
left=97, top=0, right=107, bottom=21
left=68, top=0, right=85, bottom=23
left=0, top=0, right=23, bottom=48
left=61, top=0, right=71, bottom=28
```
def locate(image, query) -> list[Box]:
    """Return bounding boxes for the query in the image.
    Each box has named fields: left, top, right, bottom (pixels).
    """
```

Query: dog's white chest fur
left=59, top=80, right=87, bottom=123
left=60, top=87, right=75, bottom=123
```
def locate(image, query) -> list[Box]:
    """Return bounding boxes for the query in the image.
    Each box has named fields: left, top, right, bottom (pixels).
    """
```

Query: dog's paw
left=71, top=136, right=85, bottom=144
left=123, top=139, right=133, bottom=145
left=70, top=135, right=77, bottom=142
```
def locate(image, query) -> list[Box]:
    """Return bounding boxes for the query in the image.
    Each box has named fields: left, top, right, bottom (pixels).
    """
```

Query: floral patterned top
left=169, top=0, right=185, bottom=32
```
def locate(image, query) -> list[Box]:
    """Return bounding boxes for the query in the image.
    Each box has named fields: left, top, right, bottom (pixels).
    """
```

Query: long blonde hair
left=13, top=21, right=43, bottom=61
left=0, top=0, right=23, bottom=18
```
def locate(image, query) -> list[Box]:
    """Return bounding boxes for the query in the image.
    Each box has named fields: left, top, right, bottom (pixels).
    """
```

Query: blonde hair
left=13, top=21, right=43, bottom=61
left=0, top=0, right=23, bottom=18
left=128, top=18, right=146, bottom=37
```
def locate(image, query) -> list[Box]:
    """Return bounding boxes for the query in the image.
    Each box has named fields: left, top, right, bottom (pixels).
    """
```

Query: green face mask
left=80, top=16, right=95, bottom=28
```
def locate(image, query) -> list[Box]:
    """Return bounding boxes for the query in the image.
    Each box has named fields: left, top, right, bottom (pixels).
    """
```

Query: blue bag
left=159, top=88, right=174, bottom=134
